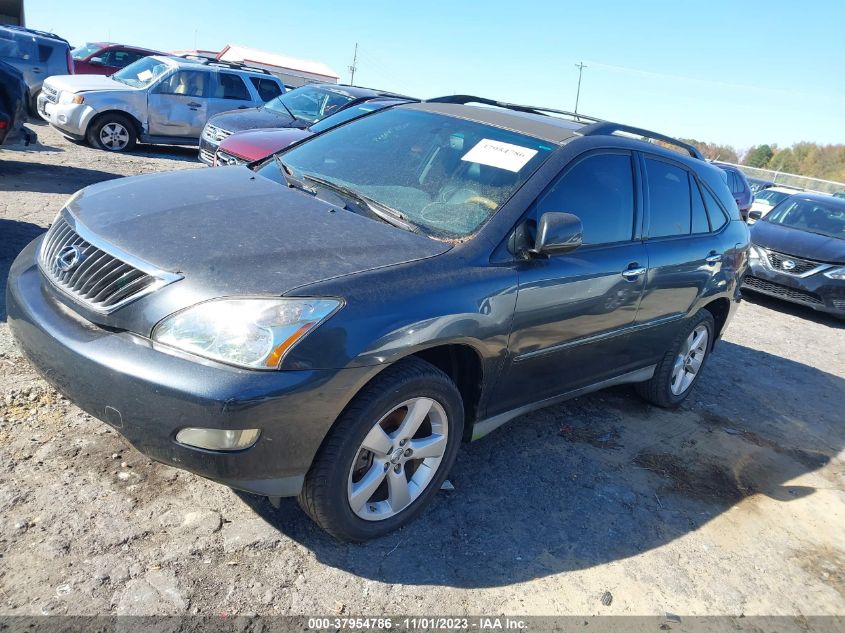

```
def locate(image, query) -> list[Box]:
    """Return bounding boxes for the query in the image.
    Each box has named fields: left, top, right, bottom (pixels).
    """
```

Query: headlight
left=152, top=298, right=341, bottom=369
left=824, top=266, right=845, bottom=280
left=58, top=91, right=84, bottom=105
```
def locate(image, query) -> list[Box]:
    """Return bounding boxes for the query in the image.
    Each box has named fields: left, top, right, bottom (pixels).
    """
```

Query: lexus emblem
left=782, top=259, right=796, bottom=271
left=56, top=245, right=83, bottom=272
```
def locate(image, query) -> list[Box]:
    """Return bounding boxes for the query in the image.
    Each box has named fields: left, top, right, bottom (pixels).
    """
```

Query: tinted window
left=701, top=186, right=729, bottom=231
left=645, top=158, right=691, bottom=237
left=37, top=44, right=53, bottom=63
left=102, top=50, right=141, bottom=68
left=0, top=34, right=35, bottom=60
left=217, top=72, right=250, bottom=100
left=690, top=175, right=710, bottom=233
left=536, top=153, right=635, bottom=245
left=158, top=70, right=208, bottom=97
left=765, top=198, right=845, bottom=240
left=250, top=77, right=282, bottom=101
left=309, top=101, right=392, bottom=133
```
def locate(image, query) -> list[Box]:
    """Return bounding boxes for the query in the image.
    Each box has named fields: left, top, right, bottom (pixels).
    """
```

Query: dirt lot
left=1, top=125, right=844, bottom=618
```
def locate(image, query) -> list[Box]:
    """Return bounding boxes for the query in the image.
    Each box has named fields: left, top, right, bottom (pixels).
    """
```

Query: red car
left=71, top=42, right=163, bottom=75
left=213, top=97, right=413, bottom=166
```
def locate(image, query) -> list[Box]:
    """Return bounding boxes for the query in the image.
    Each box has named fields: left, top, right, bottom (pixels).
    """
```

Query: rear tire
left=87, top=113, right=137, bottom=152
left=635, top=309, right=715, bottom=408
left=299, top=357, right=463, bottom=542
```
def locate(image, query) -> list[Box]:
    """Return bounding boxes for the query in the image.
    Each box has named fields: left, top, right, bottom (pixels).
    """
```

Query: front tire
left=87, top=114, right=137, bottom=152
left=635, top=309, right=715, bottom=408
left=299, top=357, right=464, bottom=542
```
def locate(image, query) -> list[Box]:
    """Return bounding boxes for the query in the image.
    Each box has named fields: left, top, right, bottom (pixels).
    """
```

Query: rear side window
left=536, top=152, right=635, bottom=245
left=645, top=158, right=691, bottom=237
left=37, top=44, right=53, bottom=63
left=724, top=169, right=746, bottom=194
left=701, top=186, right=729, bottom=231
left=250, top=77, right=282, bottom=101
left=218, top=72, right=250, bottom=100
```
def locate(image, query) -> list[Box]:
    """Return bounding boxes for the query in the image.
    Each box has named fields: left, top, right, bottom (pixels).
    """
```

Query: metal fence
left=723, top=162, right=845, bottom=195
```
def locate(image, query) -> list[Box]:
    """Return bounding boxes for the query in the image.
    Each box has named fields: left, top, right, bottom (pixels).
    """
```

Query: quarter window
left=701, top=186, right=729, bottom=231
left=645, top=158, right=691, bottom=238
left=690, top=175, right=710, bottom=233
left=218, top=72, right=250, bottom=100
left=37, top=44, right=53, bottom=63
left=536, top=153, right=635, bottom=245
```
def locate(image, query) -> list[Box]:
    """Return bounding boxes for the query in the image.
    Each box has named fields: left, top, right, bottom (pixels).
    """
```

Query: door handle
left=187, top=102, right=203, bottom=108
left=33, top=67, right=42, bottom=73
left=621, top=266, right=647, bottom=280
left=705, top=252, right=722, bottom=265
left=237, top=105, right=249, bottom=109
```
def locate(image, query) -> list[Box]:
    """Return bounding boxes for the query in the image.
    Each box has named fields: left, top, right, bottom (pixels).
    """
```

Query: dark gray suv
left=8, top=97, right=749, bottom=541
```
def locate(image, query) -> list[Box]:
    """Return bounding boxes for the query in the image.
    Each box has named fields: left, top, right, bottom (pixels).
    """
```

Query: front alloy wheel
left=299, top=358, right=463, bottom=541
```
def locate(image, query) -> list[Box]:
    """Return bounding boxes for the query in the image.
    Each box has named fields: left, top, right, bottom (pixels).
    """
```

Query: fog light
left=175, top=428, right=261, bottom=451
left=58, top=114, right=68, bottom=124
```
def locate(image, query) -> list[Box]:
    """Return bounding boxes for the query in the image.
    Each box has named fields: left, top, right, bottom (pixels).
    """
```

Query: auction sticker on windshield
left=461, top=138, right=538, bottom=172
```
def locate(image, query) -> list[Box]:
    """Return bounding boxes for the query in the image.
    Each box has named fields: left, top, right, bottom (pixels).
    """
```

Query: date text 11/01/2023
left=307, top=617, right=528, bottom=630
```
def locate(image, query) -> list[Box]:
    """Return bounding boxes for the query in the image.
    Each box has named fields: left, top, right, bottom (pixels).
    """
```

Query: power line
left=348, top=42, right=358, bottom=85
left=574, top=61, right=587, bottom=114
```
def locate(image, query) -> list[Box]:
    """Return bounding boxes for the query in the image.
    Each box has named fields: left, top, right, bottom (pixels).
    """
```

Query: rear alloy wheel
left=636, top=309, right=715, bottom=408
left=299, top=358, right=463, bottom=541
left=88, top=114, right=137, bottom=152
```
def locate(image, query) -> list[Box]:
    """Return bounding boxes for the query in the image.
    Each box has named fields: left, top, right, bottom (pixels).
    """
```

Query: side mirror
left=748, top=210, right=763, bottom=221
left=531, top=212, right=583, bottom=256
left=89, top=56, right=104, bottom=66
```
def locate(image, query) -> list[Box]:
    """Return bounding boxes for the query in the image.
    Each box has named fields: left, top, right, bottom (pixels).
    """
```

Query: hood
left=751, top=220, right=845, bottom=263
left=220, top=127, right=313, bottom=161
left=67, top=166, right=450, bottom=304
left=209, top=106, right=306, bottom=134
left=44, top=74, right=135, bottom=93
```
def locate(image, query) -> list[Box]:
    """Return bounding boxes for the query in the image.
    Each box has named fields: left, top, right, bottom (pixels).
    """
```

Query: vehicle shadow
left=0, top=219, right=45, bottom=320
left=742, top=289, right=844, bottom=329
left=0, top=159, right=122, bottom=194
left=240, top=341, right=844, bottom=587
left=133, top=144, right=202, bottom=164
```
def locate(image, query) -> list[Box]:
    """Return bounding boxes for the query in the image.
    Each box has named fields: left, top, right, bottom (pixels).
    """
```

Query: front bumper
left=36, top=94, right=95, bottom=140
left=7, top=239, right=379, bottom=496
left=198, top=135, right=219, bottom=166
left=743, top=258, right=845, bottom=316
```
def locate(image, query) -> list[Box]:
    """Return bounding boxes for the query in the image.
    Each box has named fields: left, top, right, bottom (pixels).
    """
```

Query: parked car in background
left=744, top=193, right=845, bottom=318
left=0, top=25, right=73, bottom=113
left=71, top=42, right=163, bottom=75
left=746, top=186, right=800, bottom=224
left=0, top=59, right=37, bottom=146
left=8, top=96, right=748, bottom=540
left=199, top=83, right=406, bottom=165
left=714, top=163, right=754, bottom=220
left=834, top=191, right=845, bottom=200
left=748, top=177, right=776, bottom=194
left=36, top=55, right=285, bottom=152
left=213, top=96, right=414, bottom=166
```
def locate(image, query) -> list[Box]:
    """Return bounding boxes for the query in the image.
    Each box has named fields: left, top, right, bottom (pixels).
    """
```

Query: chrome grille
left=42, top=84, right=59, bottom=104
left=199, top=148, right=215, bottom=164
left=764, top=249, right=824, bottom=276
left=202, top=124, right=232, bottom=144
left=38, top=211, right=181, bottom=314
left=215, top=150, right=248, bottom=166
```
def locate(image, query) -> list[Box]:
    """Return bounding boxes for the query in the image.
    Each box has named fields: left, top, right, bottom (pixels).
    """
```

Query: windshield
left=257, top=108, right=554, bottom=239
left=765, top=197, right=845, bottom=240
left=71, top=43, right=101, bottom=60
left=755, top=189, right=792, bottom=206
left=309, top=100, right=397, bottom=133
left=112, top=56, right=170, bottom=87
left=264, top=85, right=355, bottom=123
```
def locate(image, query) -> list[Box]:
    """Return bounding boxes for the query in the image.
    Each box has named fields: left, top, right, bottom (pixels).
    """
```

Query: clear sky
left=26, top=0, right=845, bottom=150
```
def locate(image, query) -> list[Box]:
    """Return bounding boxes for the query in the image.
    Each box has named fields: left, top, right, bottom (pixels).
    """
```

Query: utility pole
left=574, top=61, right=587, bottom=115
left=349, top=43, right=358, bottom=85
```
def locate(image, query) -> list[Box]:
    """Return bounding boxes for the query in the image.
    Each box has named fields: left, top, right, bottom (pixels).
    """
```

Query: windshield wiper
left=301, top=174, right=425, bottom=235
left=274, top=99, right=298, bottom=121
left=273, top=155, right=317, bottom=195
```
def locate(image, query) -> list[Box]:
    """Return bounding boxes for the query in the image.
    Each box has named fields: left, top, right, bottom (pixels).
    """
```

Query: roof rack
left=174, top=54, right=273, bottom=76
left=1, top=25, right=70, bottom=45
left=580, top=121, right=703, bottom=160
left=426, top=95, right=604, bottom=123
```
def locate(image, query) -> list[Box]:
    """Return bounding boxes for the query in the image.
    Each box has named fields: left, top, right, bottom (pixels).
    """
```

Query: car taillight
left=0, top=119, right=8, bottom=129
left=66, top=49, right=74, bottom=74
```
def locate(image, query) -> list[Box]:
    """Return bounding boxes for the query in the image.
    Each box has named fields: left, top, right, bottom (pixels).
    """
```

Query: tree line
left=681, top=139, right=845, bottom=183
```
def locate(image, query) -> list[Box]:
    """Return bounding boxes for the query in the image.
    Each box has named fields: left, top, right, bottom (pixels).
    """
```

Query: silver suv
left=0, top=26, right=74, bottom=113
left=37, top=55, right=285, bottom=152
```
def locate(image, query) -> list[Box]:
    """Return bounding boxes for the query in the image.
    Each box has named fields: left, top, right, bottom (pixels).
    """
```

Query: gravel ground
left=1, top=125, right=844, bottom=618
